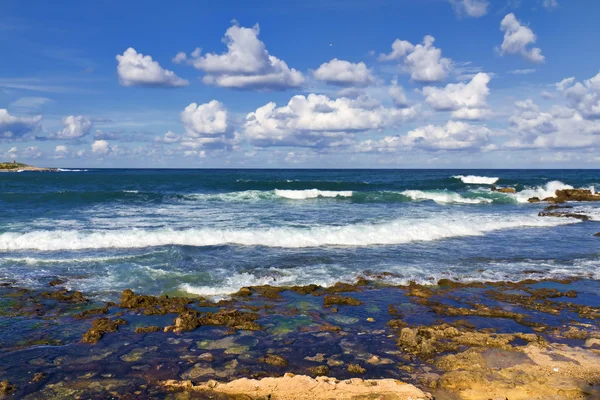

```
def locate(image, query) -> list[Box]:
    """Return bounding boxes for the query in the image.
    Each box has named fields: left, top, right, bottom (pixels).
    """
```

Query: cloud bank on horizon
left=1, top=0, right=599, bottom=168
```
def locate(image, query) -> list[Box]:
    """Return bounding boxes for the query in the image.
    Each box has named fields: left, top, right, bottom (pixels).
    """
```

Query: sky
left=1, top=0, right=599, bottom=168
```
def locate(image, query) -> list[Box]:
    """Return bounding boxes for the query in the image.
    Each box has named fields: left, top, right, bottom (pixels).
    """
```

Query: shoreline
left=1, top=276, right=599, bottom=399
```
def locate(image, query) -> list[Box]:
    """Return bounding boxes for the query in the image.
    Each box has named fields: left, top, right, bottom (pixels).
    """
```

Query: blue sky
left=1, top=0, right=599, bottom=168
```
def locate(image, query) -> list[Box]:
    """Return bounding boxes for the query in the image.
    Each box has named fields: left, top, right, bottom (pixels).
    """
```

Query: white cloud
left=508, top=69, right=536, bottom=75
left=0, top=109, right=42, bottom=140
left=92, top=140, right=112, bottom=155
left=9, top=97, right=51, bottom=110
left=449, top=0, right=489, bottom=18
left=313, top=59, right=374, bottom=87
left=499, top=13, right=544, bottom=63
left=556, top=72, right=600, bottom=119
left=356, top=120, right=492, bottom=152
left=55, top=145, right=69, bottom=158
left=242, top=93, right=420, bottom=147
left=180, top=101, right=231, bottom=149
left=506, top=99, right=600, bottom=149
left=542, top=0, right=558, bottom=10
left=422, top=72, right=492, bottom=120
left=52, top=115, right=92, bottom=139
left=116, top=48, right=189, bottom=88
left=389, top=78, right=408, bottom=107
left=378, top=35, right=453, bottom=82
left=182, top=24, right=304, bottom=90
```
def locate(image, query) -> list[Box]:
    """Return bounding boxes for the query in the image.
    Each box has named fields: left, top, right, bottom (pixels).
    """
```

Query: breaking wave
left=511, top=181, right=574, bottom=203
left=274, top=189, right=353, bottom=199
left=453, top=175, right=499, bottom=185
left=401, top=190, right=493, bottom=204
left=0, top=214, right=577, bottom=251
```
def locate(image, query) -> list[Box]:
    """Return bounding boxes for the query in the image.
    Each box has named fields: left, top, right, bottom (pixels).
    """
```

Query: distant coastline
left=0, top=162, right=57, bottom=173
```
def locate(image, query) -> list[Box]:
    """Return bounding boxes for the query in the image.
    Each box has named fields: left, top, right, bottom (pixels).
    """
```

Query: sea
left=0, top=169, right=599, bottom=301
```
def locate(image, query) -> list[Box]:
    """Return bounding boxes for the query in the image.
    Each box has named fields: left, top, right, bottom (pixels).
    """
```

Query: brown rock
left=135, top=325, right=161, bottom=334
left=41, top=289, right=87, bottom=303
left=347, top=363, right=366, bottom=374
left=538, top=211, right=589, bottom=221
left=119, top=289, right=193, bottom=315
left=260, top=354, right=288, bottom=367
left=497, top=187, right=516, bottom=193
left=307, top=365, right=330, bottom=376
left=528, top=197, right=541, bottom=203
left=81, top=317, right=127, bottom=344
left=323, top=295, right=363, bottom=307
left=0, top=380, right=15, bottom=395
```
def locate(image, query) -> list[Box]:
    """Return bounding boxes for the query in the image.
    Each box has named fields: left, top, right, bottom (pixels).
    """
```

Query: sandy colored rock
left=497, top=187, right=516, bottom=193
left=161, top=374, right=432, bottom=399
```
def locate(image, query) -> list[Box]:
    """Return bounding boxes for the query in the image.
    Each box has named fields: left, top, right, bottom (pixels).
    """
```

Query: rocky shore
left=1, top=274, right=600, bottom=399
left=0, top=162, right=57, bottom=173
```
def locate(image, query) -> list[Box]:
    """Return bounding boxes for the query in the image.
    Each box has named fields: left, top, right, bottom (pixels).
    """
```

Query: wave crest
left=453, top=175, right=499, bottom=185
left=401, top=190, right=493, bottom=204
left=274, top=189, right=353, bottom=199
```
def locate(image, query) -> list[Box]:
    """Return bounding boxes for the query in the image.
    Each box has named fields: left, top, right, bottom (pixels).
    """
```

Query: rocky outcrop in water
left=529, top=188, right=600, bottom=203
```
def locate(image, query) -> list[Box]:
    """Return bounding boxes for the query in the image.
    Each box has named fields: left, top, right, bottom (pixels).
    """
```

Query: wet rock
left=41, top=289, right=87, bottom=303
left=544, top=204, right=574, bottom=211
left=528, top=197, right=541, bottom=203
left=347, top=363, right=366, bottom=374
left=166, top=308, right=261, bottom=333
left=134, top=325, right=161, bottom=334
left=260, top=354, right=288, bottom=367
left=235, top=287, right=252, bottom=297
left=323, top=295, right=363, bottom=307
left=407, top=283, right=433, bottom=298
left=388, top=319, right=408, bottom=329
left=307, top=365, right=330, bottom=376
left=366, top=317, right=375, bottom=323
left=555, top=188, right=600, bottom=202
left=198, top=352, right=215, bottom=362
left=0, top=380, right=15, bottom=395
left=290, top=284, right=322, bottom=295
left=119, top=289, right=193, bottom=315
left=305, top=353, right=326, bottom=362
left=595, top=232, right=600, bottom=237
left=48, top=279, right=65, bottom=287
left=497, top=187, right=516, bottom=193
left=32, top=372, right=46, bottom=383
left=538, top=211, right=589, bottom=221
left=81, top=317, right=127, bottom=344
left=74, top=306, right=109, bottom=319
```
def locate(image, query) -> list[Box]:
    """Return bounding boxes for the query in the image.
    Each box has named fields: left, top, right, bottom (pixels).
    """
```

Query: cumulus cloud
left=499, top=14, right=544, bottom=63
left=54, top=145, right=70, bottom=158
left=0, top=109, right=42, bottom=140
left=51, top=115, right=92, bottom=139
left=422, top=72, right=492, bottom=120
left=313, top=59, right=374, bottom=87
left=181, top=24, right=303, bottom=90
left=116, top=48, right=189, bottom=88
left=449, top=0, right=489, bottom=18
left=91, top=140, right=112, bottom=155
left=556, top=72, right=600, bottom=119
left=356, top=121, right=492, bottom=152
left=505, top=99, right=600, bottom=149
left=378, top=35, right=453, bottom=82
left=242, top=93, right=420, bottom=147
left=389, top=78, right=408, bottom=107
left=180, top=100, right=232, bottom=149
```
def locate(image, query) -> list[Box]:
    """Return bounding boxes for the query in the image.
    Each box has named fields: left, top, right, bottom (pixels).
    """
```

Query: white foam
left=512, top=181, right=574, bottom=203
left=57, top=168, right=88, bottom=172
left=274, top=189, right=353, bottom=200
left=0, top=214, right=577, bottom=251
left=453, top=175, right=499, bottom=185
left=401, top=190, right=493, bottom=204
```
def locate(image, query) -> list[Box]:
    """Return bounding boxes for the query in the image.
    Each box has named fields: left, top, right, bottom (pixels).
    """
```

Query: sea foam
left=453, top=175, right=499, bottom=185
left=401, top=190, right=493, bottom=204
left=511, top=181, right=573, bottom=203
left=274, top=189, right=353, bottom=199
left=0, top=214, right=577, bottom=251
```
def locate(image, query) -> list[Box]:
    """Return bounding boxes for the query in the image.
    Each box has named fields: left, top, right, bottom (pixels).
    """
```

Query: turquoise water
left=0, top=169, right=599, bottom=299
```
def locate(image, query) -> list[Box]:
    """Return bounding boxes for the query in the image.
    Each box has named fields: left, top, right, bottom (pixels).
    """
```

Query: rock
left=305, top=353, right=326, bottom=363
left=41, top=289, right=87, bottom=303
left=120, top=346, right=158, bottom=362
left=135, top=325, right=161, bottom=334
left=347, top=363, right=366, bottom=374
left=119, top=289, right=192, bottom=315
left=323, top=295, right=363, bottom=307
left=167, top=308, right=261, bottom=333
left=160, top=375, right=432, bottom=399
left=0, top=380, right=15, bottom=395
left=49, top=279, right=65, bottom=287
left=497, top=187, right=516, bottom=193
left=366, top=317, right=375, bottom=323
left=32, top=372, right=46, bottom=383
left=585, top=338, right=600, bottom=348
left=260, top=354, right=288, bottom=367
left=595, top=232, right=600, bottom=237
left=555, top=188, right=600, bottom=202
left=198, top=352, right=215, bottom=362
left=528, top=197, right=541, bottom=203
left=235, top=287, right=252, bottom=297
left=81, top=318, right=127, bottom=344
left=307, top=365, right=330, bottom=376
left=544, top=205, right=573, bottom=211
left=538, top=211, right=589, bottom=221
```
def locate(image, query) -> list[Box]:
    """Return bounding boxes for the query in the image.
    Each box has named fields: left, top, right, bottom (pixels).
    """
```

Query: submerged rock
left=347, top=363, right=366, bottom=374
left=260, top=354, right=288, bottom=367
left=134, top=325, right=161, bottom=333
left=81, top=317, right=127, bottom=344
left=41, top=289, right=87, bottom=303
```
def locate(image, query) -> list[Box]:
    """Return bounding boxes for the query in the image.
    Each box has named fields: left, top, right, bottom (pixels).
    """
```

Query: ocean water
left=0, top=169, right=598, bottom=300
